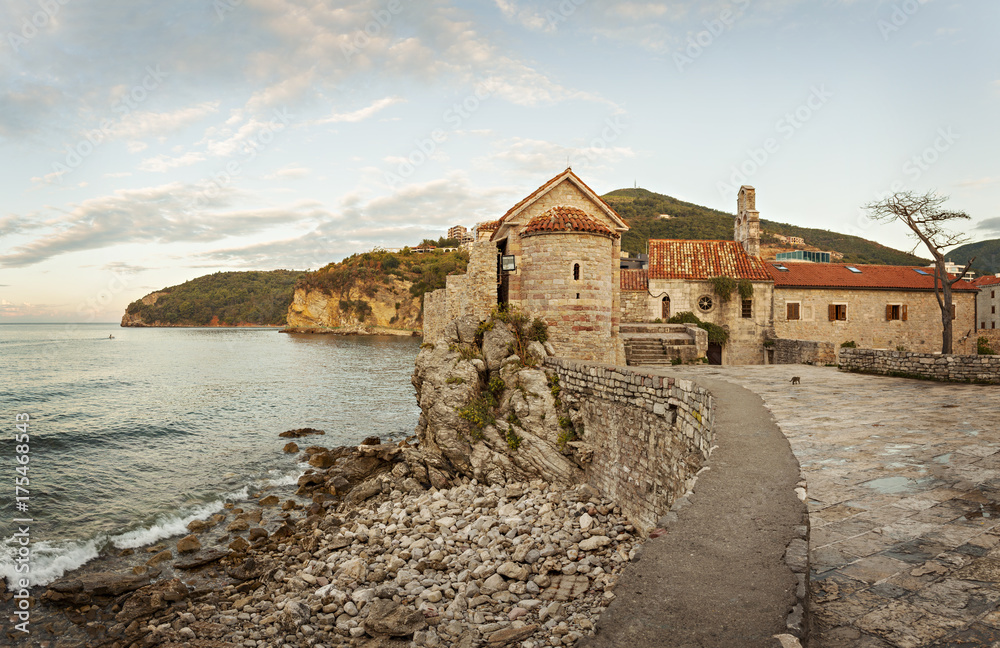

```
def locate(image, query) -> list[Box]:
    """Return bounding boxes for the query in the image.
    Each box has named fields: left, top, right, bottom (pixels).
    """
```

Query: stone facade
left=545, top=357, right=715, bottom=536
left=839, top=348, right=1000, bottom=383
left=977, top=278, right=1000, bottom=332
left=520, top=231, right=619, bottom=364
left=773, top=286, right=977, bottom=354
left=771, top=338, right=837, bottom=365
left=644, top=279, right=774, bottom=365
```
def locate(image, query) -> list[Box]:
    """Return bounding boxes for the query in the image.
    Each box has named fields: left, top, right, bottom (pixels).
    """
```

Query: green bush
left=841, top=340, right=857, bottom=348
left=667, top=311, right=729, bottom=346
left=978, top=336, right=996, bottom=355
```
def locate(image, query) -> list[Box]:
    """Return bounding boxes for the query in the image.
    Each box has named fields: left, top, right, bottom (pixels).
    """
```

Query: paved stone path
left=674, top=365, right=1000, bottom=648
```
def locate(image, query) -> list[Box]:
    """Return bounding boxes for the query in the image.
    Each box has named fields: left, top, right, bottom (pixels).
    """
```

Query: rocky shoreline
left=3, top=433, right=639, bottom=648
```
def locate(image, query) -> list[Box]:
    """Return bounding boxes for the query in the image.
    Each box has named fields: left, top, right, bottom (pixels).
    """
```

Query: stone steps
left=622, top=325, right=699, bottom=366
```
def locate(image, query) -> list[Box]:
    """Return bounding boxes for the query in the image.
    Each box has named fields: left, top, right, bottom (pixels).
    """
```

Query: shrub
left=737, top=279, right=754, bottom=301
left=708, top=276, right=736, bottom=303
left=505, top=429, right=523, bottom=451
left=456, top=395, right=496, bottom=440
left=841, top=340, right=857, bottom=348
left=666, top=311, right=728, bottom=345
left=446, top=376, right=465, bottom=384
left=978, top=336, right=996, bottom=355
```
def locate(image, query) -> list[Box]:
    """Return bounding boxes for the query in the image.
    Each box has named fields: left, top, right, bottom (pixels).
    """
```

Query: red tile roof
left=521, top=206, right=618, bottom=239
left=477, top=220, right=500, bottom=232
left=648, top=240, right=771, bottom=281
left=621, top=269, right=648, bottom=291
left=973, top=275, right=1000, bottom=287
left=765, top=262, right=980, bottom=291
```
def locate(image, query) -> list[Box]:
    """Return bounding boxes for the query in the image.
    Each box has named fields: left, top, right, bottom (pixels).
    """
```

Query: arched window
left=661, top=296, right=670, bottom=320
left=573, top=263, right=580, bottom=281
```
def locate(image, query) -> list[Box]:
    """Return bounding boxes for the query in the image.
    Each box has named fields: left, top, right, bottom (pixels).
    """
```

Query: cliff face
left=120, top=292, right=168, bottom=327
left=284, top=278, right=422, bottom=334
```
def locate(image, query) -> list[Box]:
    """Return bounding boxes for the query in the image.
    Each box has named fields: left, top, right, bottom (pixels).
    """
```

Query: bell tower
left=736, top=185, right=760, bottom=257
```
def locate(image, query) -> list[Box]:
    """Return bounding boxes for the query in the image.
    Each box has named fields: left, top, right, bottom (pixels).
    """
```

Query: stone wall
left=773, top=286, right=977, bottom=354
left=422, top=240, right=497, bottom=341
left=544, top=357, right=715, bottom=535
left=772, top=338, right=837, bottom=365
left=839, top=348, right=1000, bottom=383
left=976, top=329, right=1000, bottom=352
left=621, top=289, right=648, bottom=322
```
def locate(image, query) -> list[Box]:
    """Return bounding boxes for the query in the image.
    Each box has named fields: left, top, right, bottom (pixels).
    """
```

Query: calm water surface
left=0, top=323, right=421, bottom=585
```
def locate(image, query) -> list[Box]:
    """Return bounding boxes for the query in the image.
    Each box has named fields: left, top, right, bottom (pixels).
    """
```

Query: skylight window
left=913, top=269, right=930, bottom=275
left=846, top=266, right=862, bottom=274
left=772, top=263, right=789, bottom=272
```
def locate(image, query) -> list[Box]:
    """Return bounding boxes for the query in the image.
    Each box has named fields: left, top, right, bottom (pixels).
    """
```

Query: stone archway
left=661, top=296, right=670, bottom=320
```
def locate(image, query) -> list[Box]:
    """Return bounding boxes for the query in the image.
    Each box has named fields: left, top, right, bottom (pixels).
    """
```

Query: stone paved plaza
left=676, top=365, right=1000, bottom=648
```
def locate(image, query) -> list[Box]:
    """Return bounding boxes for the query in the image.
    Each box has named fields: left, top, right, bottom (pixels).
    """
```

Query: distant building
left=974, top=274, right=1000, bottom=332
left=448, top=225, right=468, bottom=241
left=787, top=236, right=805, bottom=246
left=776, top=250, right=831, bottom=263
left=932, top=260, right=975, bottom=282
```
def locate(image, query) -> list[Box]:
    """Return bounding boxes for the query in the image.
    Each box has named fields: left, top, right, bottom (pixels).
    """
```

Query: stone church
left=423, top=170, right=977, bottom=365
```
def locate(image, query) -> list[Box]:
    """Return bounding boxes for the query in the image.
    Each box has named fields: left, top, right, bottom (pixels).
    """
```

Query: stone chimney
left=735, top=185, right=760, bottom=257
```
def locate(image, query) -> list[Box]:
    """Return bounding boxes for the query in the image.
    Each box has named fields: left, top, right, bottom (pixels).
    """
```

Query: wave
left=1, top=466, right=304, bottom=590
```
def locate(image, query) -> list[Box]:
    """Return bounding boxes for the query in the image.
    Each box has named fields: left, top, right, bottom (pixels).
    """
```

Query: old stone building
left=973, top=274, right=1000, bottom=351
left=768, top=262, right=979, bottom=354
left=424, top=169, right=629, bottom=364
left=620, top=185, right=773, bottom=364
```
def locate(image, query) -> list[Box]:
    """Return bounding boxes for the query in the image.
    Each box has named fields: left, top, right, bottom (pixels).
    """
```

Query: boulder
left=482, top=324, right=516, bottom=371
left=279, top=428, right=325, bottom=438
left=283, top=442, right=299, bottom=453
left=176, top=534, right=201, bottom=553
left=363, top=598, right=427, bottom=637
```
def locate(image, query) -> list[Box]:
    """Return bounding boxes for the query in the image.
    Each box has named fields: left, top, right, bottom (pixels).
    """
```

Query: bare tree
left=864, top=191, right=975, bottom=354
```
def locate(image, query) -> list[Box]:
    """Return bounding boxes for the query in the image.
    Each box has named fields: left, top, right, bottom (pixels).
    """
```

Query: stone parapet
left=773, top=338, right=837, bottom=365
left=839, top=348, right=1000, bottom=383
left=544, top=357, right=715, bottom=536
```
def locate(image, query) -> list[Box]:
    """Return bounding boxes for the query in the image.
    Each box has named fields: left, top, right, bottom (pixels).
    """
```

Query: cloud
left=0, top=183, right=323, bottom=267
left=494, top=0, right=552, bottom=32
left=485, top=137, right=635, bottom=176
left=104, top=172, right=133, bottom=178
left=311, top=96, right=405, bottom=125
left=138, top=152, right=206, bottom=172
left=958, top=177, right=999, bottom=189
left=112, top=102, right=220, bottom=140
left=975, top=218, right=1000, bottom=236
left=264, top=165, right=311, bottom=180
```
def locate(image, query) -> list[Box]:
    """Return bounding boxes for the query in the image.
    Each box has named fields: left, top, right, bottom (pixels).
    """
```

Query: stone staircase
left=621, top=323, right=701, bottom=366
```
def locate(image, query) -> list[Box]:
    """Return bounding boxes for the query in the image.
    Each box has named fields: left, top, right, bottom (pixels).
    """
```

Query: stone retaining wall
left=773, top=338, right=837, bottom=365
left=544, top=357, right=715, bottom=535
left=839, top=348, right=1000, bottom=383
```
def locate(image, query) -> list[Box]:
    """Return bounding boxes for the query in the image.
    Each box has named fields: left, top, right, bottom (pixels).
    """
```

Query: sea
left=0, top=323, right=422, bottom=588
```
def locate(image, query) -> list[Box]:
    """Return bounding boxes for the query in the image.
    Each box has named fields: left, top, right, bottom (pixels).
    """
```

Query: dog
left=790, top=376, right=800, bottom=385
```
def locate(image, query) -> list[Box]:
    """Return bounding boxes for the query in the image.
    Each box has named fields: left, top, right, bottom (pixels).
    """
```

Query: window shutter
left=828, top=304, right=836, bottom=321
left=886, top=304, right=892, bottom=321
left=902, top=304, right=908, bottom=321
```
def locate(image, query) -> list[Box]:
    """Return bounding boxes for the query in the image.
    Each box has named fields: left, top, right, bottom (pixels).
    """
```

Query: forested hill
left=122, top=270, right=305, bottom=327
left=603, top=188, right=930, bottom=266
left=949, top=239, right=1000, bottom=276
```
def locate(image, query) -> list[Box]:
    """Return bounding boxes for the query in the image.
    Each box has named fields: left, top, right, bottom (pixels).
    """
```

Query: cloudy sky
left=1, top=0, right=997, bottom=322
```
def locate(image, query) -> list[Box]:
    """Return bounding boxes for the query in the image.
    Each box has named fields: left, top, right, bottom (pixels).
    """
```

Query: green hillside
left=948, top=239, right=1000, bottom=277
left=123, top=270, right=305, bottom=326
left=603, top=188, right=930, bottom=266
